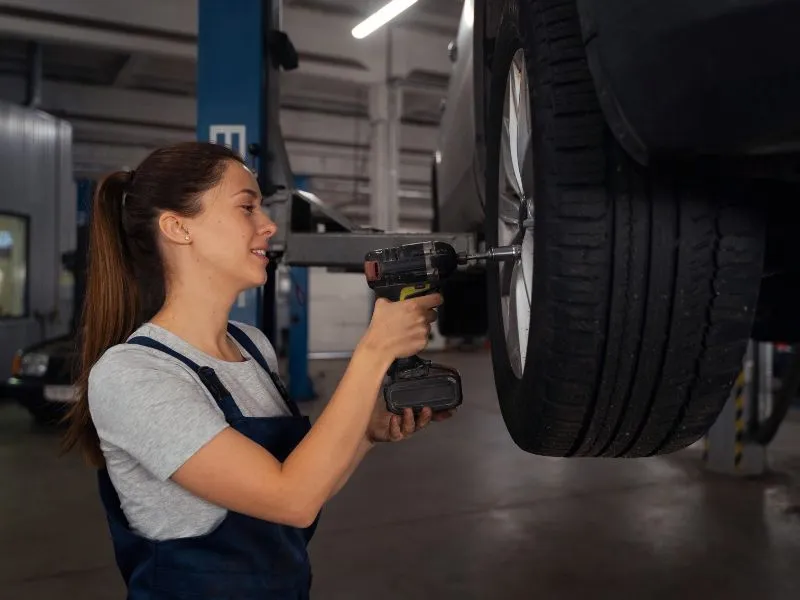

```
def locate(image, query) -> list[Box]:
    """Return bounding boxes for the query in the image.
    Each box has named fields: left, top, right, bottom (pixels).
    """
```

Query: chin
left=231, top=272, right=268, bottom=295
left=251, top=268, right=269, bottom=287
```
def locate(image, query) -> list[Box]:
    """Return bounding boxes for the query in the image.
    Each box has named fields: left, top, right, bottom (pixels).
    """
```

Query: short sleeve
left=88, top=346, right=229, bottom=481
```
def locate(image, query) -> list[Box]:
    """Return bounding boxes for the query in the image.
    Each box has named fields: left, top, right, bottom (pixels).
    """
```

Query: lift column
left=197, top=0, right=274, bottom=335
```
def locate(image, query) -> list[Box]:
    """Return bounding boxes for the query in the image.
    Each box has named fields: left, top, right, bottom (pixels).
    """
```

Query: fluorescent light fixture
left=351, top=0, right=419, bottom=39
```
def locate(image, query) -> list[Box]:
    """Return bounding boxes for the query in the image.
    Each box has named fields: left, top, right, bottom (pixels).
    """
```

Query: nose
left=257, top=209, right=278, bottom=239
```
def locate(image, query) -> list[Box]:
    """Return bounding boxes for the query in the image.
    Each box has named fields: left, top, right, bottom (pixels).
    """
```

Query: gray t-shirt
left=88, top=320, right=292, bottom=541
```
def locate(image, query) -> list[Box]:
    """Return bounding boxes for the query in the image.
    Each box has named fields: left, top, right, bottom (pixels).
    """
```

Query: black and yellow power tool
left=364, top=240, right=521, bottom=415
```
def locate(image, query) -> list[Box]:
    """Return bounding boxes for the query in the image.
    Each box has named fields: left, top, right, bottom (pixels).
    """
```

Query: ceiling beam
left=0, top=0, right=454, bottom=84
left=0, top=11, right=194, bottom=59
left=0, top=74, right=439, bottom=156
left=113, top=54, right=151, bottom=87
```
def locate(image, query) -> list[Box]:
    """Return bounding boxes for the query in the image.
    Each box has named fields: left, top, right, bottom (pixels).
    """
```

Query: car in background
left=1, top=335, right=78, bottom=425
left=433, top=0, right=800, bottom=458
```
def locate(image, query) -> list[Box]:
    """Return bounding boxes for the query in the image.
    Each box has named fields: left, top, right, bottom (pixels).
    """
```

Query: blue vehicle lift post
left=198, top=0, right=315, bottom=400
left=197, top=0, right=279, bottom=339
left=288, top=175, right=315, bottom=401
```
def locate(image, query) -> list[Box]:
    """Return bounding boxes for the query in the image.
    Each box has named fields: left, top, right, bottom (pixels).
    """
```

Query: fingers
left=432, top=409, right=455, bottom=422
left=402, top=408, right=415, bottom=436
left=410, top=293, right=444, bottom=310
left=426, top=309, right=438, bottom=323
left=384, top=407, right=452, bottom=443
left=389, top=414, right=403, bottom=441
left=416, top=407, right=433, bottom=429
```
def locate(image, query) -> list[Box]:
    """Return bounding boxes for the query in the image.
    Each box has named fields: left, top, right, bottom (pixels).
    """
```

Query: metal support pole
left=288, top=266, right=315, bottom=400
left=369, top=28, right=401, bottom=232
left=260, top=0, right=278, bottom=345
left=287, top=175, right=315, bottom=401
left=704, top=341, right=768, bottom=476
left=197, top=0, right=269, bottom=332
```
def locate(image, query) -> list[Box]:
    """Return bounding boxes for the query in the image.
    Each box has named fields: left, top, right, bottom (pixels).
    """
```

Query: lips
left=251, top=248, right=269, bottom=265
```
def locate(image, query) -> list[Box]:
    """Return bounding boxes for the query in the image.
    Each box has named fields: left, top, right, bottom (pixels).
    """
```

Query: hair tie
left=122, top=169, right=136, bottom=209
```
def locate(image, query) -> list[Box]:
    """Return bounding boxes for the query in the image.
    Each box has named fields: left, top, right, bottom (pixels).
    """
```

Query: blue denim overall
left=97, top=323, right=318, bottom=599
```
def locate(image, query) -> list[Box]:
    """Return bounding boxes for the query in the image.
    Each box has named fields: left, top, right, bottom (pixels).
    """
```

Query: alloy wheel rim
left=497, top=48, right=534, bottom=379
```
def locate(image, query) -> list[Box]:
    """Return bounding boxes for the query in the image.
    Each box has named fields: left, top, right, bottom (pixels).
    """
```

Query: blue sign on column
left=197, top=0, right=265, bottom=327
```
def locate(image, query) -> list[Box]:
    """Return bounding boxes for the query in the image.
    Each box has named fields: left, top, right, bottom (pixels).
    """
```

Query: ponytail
left=60, top=141, right=245, bottom=467
left=63, top=171, right=140, bottom=467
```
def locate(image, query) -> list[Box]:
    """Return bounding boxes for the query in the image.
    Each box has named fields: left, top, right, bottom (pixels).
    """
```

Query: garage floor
left=3, top=349, right=800, bottom=599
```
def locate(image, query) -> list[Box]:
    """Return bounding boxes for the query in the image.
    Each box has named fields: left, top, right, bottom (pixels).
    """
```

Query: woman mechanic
left=63, top=141, right=452, bottom=598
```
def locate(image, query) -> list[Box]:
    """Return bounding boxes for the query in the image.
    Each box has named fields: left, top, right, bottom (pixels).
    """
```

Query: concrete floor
left=3, top=349, right=800, bottom=599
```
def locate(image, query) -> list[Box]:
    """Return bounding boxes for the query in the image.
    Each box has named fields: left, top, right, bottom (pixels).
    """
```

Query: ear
left=157, top=212, right=192, bottom=245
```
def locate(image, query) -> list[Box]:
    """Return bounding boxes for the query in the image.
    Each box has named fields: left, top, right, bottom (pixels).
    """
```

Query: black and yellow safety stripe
left=703, top=370, right=746, bottom=468
left=733, top=371, right=746, bottom=467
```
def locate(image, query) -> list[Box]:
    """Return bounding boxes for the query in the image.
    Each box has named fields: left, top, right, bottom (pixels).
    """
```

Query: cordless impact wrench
left=364, top=240, right=521, bottom=415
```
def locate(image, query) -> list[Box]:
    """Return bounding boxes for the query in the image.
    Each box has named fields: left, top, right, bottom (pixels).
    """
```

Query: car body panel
left=434, top=0, right=485, bottom=234
left=577, top=0, right=800, bottom=164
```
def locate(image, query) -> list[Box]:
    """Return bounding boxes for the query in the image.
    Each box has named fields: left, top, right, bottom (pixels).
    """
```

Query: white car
left=433, top=0, right=800, bottom=457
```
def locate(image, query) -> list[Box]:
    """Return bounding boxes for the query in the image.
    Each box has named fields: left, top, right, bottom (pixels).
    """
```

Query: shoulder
left=87, top=341, right=204, bottom=417
left=89, top=340, right=199, bottom=388
left=228, top=321, right=278, bottom=365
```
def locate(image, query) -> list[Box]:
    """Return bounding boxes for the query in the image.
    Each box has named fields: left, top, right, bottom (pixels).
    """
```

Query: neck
left=150, top=277, right=242, bottom=360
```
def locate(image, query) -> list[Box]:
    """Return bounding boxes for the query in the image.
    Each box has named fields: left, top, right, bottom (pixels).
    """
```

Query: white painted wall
left=307, top=268, right=372, bottom=354
left=304, top=267, right=445, bottom=355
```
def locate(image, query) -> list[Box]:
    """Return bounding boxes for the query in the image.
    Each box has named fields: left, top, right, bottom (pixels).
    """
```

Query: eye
left=241, top=204, right=256, bottom=215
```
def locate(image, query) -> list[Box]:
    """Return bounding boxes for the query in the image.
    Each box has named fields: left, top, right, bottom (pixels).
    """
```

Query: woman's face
left=180, top=161, right=278, bottom=293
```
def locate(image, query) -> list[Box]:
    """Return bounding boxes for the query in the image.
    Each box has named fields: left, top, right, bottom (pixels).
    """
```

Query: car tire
left=431, top=158, right=441, bottom=233
left=484, top=0, right=766, bottom=457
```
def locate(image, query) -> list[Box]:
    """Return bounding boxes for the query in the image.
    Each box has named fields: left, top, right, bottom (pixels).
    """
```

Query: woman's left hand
left=366, top=401, right=455, bottom=444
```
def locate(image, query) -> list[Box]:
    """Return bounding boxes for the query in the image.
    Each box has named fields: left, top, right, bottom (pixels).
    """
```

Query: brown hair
left=62, top=141, right=245, bottom=467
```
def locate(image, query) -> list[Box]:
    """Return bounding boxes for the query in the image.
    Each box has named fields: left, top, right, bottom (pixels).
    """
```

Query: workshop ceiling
left=0, top=0, right=458, bottom=133
left=0, top=0, right=460, bottom=97
left=0, top=0, right=462, bottom=227
left=285, top=0, right=463, bottom=34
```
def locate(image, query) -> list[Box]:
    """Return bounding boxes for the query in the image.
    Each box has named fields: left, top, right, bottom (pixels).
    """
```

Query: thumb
left=373, top=297, right=391, bottom=310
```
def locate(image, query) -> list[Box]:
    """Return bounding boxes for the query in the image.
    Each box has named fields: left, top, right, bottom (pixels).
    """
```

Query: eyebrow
left=236, top=189, right=262, bottom=201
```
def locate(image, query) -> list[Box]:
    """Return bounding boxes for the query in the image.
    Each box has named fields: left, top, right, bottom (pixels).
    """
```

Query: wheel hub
left=497, top=48, right=534, bottom=379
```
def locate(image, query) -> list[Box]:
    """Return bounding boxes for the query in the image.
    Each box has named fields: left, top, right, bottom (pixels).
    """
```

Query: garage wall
left=307, top=268, right=372, bottom=355
left=303, top=267, right=446, bottom=355
left=0, top=102, right=74, bottom=380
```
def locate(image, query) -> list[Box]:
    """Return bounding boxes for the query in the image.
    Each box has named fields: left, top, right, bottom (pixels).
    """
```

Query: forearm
left=281, top=344, right=390, bottom=517
left=328, top=434, right=375, bottom=499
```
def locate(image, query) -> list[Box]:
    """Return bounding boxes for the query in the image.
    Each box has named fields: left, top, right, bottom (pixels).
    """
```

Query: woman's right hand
left=358, top=293, right=444, bottom=362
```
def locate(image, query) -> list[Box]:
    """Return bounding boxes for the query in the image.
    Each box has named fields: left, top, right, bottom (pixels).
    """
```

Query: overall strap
left=127, top=336, right=245, bottom=421
left=226, top=323, right=302, bottom=418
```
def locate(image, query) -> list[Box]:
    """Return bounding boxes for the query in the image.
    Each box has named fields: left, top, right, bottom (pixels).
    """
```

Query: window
left=0, top=213, right=29, bottom=319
